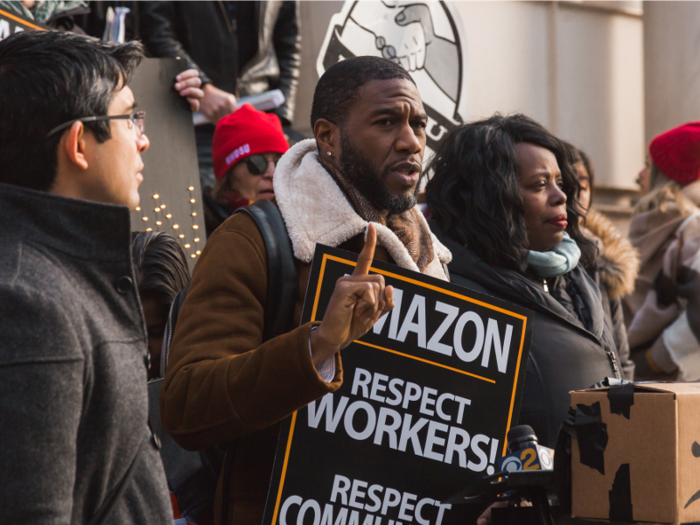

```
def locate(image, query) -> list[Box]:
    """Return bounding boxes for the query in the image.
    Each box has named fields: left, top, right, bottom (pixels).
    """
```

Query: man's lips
left=546, top=214, right=568, bottom=229
left=389, top=161, right=421, bottom=186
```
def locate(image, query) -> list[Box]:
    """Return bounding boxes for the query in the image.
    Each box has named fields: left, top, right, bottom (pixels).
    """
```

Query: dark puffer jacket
left=581, top=209, right=638, bottom=380
left=434, top=226, right=624, bottom=447
left=139, top=1, right=301, bottom=125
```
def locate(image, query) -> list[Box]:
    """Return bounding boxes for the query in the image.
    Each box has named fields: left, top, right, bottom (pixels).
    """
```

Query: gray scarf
left=527, top=232, right=581, bottom=278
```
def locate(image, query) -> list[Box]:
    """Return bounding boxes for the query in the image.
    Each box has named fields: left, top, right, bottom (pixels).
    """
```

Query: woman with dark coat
left=566, top=144, right=639, bottom=380
left=426, top=114, right=631, bottom=449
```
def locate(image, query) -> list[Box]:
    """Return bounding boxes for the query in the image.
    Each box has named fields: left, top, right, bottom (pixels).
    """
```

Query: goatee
left=339, top=129, right=419, bottom=215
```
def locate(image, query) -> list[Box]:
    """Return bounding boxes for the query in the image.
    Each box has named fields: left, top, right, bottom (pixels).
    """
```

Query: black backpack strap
left=86, top=432, right=148, bottom=525
left=159, top=200, right=297, bottom=525
left=216, top=200, right=297, bottom=524
left=164, top=200, right=297, bottom=362
left=235, top=199, right=298, bottom=340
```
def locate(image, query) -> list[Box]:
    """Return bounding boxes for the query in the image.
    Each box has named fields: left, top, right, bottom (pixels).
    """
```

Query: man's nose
left=263, top=161, right=275, bottom=179
left=396, top=122, right=423, bottom=154
left=137, top=133, right=150, bottom=153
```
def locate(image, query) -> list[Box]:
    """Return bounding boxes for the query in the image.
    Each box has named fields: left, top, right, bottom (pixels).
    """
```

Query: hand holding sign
left=310, top=224, right=395, bottom=365
left=174, top=69, right=204, bottom=113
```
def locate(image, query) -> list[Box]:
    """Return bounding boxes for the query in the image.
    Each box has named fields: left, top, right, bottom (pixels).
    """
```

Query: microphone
left=449, top=425, right=558, bottom=525
left=499, top=425, right=554, bottom=472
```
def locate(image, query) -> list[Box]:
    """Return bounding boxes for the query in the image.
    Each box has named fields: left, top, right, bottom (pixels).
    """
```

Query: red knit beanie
left=212, top=104, right=290, bottom=181
left=649, top=122, right=700, bottom=185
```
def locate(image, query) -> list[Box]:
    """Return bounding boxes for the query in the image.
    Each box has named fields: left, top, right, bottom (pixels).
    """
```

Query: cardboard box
left=570, top=383, right=700, bottom=524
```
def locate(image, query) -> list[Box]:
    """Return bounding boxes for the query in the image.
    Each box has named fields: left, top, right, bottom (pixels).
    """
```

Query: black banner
left=263, top=245, right=534, bottom=525
left=0, top=8, right=46, bottom=40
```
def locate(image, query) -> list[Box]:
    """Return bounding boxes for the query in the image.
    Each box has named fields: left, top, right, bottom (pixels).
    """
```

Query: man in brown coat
left=161, top=56, right=452, bottom=525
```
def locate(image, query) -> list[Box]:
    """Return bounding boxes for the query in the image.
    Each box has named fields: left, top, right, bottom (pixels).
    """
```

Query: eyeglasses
left=47, top=110, right=146, bottom=138
left=243, top=154, right=280, bottom=175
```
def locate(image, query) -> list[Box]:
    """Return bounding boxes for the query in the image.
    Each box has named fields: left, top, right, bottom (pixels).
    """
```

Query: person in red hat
left=624, top=122, right=700, bottom=380
left=203, top=104, right=290, bottom=235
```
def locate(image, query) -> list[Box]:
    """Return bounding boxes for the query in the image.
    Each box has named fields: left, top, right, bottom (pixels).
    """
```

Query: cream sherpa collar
left=273, top=139, right=451, bottom=280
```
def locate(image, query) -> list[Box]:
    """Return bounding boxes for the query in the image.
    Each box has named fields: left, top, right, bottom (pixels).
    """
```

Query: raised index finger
left=354, top=224, right=376, bottom=276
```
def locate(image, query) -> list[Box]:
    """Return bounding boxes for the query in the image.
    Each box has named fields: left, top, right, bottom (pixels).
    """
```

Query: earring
left=327, top=151, right=332, bottom=156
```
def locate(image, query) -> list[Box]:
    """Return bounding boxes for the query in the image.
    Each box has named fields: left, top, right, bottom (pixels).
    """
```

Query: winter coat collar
left=436, top=226, right=605, bottom=340
left=629, top=180, right=700, bottom=270
left=0, top=182, right=132, bottom=264
left=582, top=209, right=639, bottom=298
left=273, top=139, right=452, bottom=280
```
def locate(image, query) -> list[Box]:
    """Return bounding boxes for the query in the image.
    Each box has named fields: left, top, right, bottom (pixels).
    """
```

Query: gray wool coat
left=0, top=183, right=172, bottom=524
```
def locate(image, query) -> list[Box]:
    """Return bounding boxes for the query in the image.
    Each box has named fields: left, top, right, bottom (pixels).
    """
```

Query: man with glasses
left=0, top=30, right=201, bottom=523
left=205, top=103, right=290, bottom=235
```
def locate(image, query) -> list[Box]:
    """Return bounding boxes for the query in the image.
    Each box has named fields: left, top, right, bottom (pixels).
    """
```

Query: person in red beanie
left=203, top=104, right=290, bottom=235
left=624, top=122, right=700, bottom=380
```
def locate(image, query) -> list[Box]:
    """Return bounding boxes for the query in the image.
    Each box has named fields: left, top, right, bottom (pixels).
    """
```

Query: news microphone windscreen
left=507, top=425, right=535, bottom=442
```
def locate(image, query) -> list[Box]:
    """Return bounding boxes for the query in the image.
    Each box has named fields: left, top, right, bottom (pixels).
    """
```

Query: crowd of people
left=2, top=7, right=700, bottom=525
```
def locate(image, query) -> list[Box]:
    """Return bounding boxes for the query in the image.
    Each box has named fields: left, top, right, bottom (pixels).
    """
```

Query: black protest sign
left=0, top=8, right=47, bottom=40
left=128, top=58, right=206, bottom=271
left=263, top=245, right=534, bottom=525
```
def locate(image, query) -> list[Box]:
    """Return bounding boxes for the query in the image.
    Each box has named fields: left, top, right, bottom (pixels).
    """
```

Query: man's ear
left=313, top=118, right=340, bottom=159
left=63, top=121, right=89, bottom=171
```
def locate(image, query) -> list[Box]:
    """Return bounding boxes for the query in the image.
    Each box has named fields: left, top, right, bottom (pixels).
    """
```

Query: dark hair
left=131, top=232, right=190, bottom=311
left=426, top=114, right=595, bottom=272
left=0, top=30, right=144, bottom=191
left=565, top=142, right=595, bottom=207
left=310, top=56, right=414, bottom=129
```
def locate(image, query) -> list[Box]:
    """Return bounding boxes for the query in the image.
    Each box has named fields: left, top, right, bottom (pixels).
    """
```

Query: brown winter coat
left=162, top=212, right=374, bottom=525
left=161, top=140, right=451, bottom=525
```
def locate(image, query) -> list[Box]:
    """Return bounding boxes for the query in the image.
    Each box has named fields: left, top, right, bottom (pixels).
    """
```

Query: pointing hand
left=310, top=224, right=395, bottom=365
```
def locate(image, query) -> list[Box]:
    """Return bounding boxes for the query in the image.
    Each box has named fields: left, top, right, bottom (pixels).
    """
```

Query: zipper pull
left=608, top=350, right=622, bottom=379
left=543, top=279, right=549, bottom=293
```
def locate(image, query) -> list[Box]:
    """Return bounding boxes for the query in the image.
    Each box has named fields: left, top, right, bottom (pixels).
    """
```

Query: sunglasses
left=243, top=154, right=280, bottom=175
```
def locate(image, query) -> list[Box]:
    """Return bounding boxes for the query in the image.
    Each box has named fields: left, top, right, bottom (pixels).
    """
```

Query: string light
left=142, top=217, right=148, bottom=221
left=165, top=214, right=172, bottom=219
left=191, top=212, right=197, bottom=217
left=152, top=194, right=159, bottom=199
left=135, top=206, right=141, bottom=211
left=173, top=224, right=179, bottom=229
left=160, top=204, right=166, bottom=209
left=154, top=207, right=161, bottom=212
left=196, top=250, right=201, bottom=255
left=190, top=254, right=196, bottom=258
left=146, top=228, right=153, bottom=232
left=156, top=221, right=162, bottom=226
left=178, top=234, right=185, bottom=239
left=194, top=238, right=200, bottom=242
left=190, top=199, right=196, bottom=204
left=192, top=225, right=199, bottom=230
left=188, top=186, right=195, bottom=191
left=184, top=244, right=191, bottom=249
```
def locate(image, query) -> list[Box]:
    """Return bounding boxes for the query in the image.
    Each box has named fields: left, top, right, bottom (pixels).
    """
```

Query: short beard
left=339, top=129, right=419, bottom=215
